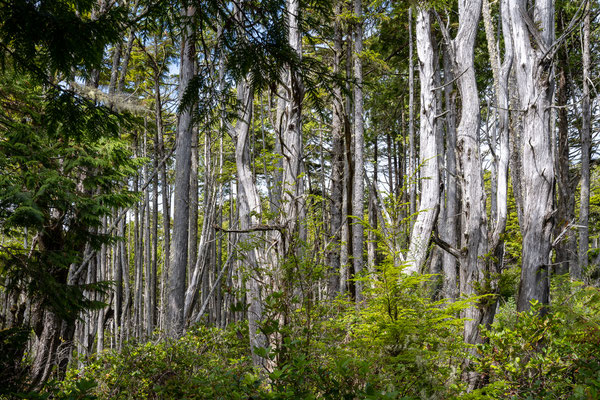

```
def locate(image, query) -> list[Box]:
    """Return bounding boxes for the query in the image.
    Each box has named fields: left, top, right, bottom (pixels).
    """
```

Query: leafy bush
left=467, top=278, right=600, bottom=399
left=61, top=324, right=262, bottom=400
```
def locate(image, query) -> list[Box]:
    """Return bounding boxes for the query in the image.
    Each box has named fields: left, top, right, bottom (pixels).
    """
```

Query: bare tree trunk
left=153, top=71, right=170, bottom=333
left=367, top=137, right=378, bottom=276
left=352, top=0, right=365, bottom=300
left=134, top=149, right=143, bottom=338
left=184, top=138, right=218, bottom=323
left=120, top=215, right=130, bottom=347
left=578, top=2, right=591, bottom=281
left=168, top=4, right=196, bottom=336
left=489, top=0, right=513, bottom=258
left=405, top=7, right=439, bottom=274
left=327, top=0, right=344, bottom=299
left=452, top=0, right=490, bottom=353
left=144, top=128, right=154, bottom=336
left=508, top=0, right=555, bottom=312
left=189, top=127, right=199, bottom=282
left=554, top=18, right=575, bottom=277
left=280, top=0, right=305, bottom=253
left=235, top=79, right=268, bottom=368
left=408, top=7, right=416, bottom=219
left=117, top=28, right=135, bottom=94
left=442, top=48, right=458, bottom=300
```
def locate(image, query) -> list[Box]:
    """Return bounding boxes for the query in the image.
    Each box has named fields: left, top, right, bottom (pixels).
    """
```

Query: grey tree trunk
left=280, top=0, right=305, bottom=254
left=508, top=0, right=555, bottom=312
left=405, top=7, right=439, bottom=275
left=188, top=127, right=199, bottom=282
left=234, top=79, right=268, bottom=368
left=153, top=66, right=170, bottom=333
left=487, top=0, right=512, bottom=254
left=232, top=0, right=268, bottom=368
left=452, top=0, right=490, bottom=351
left=168, top=4, right=196, bottom=336
left=554, top=21, right=575, bottom=277
left=442, top=48, right=458, bottom=301
left=120, top=215, right=130, bottom=347
left=143, top=129, right=153, bottom=336
left=408, top=7, right=416, bottom=219
left=327, top=0, right=344, bottom=299
left=578, top=2, right=591, bottom=281
left=352, top=0, right=365, bottom=300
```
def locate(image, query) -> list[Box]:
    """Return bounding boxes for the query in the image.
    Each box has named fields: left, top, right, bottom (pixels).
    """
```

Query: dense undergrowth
left=5, top=273, right=598, bottom=400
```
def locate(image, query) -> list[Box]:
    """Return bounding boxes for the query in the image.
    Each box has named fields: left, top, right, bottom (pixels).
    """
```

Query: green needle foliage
left=0, top=69, right=140, bottom=324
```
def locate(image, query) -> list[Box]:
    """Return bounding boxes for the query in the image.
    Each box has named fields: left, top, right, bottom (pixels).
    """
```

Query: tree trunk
left=578, top=2, right=591, bottom=281
left=404, top=7, right=439, bottom=275
left=554, top=24, right=575, bottom=277
left=234, top=79, right=268, bottom=368
left=452, top=0, right=490, bottom=352
left=144, top=128, right=154, bottom=336
left=327, top=0, right=344, bottom=299
left=153, top=68, right=171, bottom=333
left=168, top=4, right=196, bottom=336
left=508, top=0, right=555, bottom=312
left=442, top=48, right=458, bottom=300
left=280, top=0, right=305, bottom=254
left=189, top=127, right=199, bottom=283
left=352, top=0, right=365, bottom=301
left=408, top=7, right=416, bottom=219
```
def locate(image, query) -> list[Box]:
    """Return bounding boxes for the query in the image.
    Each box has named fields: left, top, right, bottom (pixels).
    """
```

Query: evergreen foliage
left=1, top=0, right=600, bottom=397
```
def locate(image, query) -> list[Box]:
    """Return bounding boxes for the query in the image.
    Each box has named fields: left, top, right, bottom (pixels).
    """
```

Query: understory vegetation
left=2, top=0, right=600, bottom=398
left=6, top=274, right=599, bottom=399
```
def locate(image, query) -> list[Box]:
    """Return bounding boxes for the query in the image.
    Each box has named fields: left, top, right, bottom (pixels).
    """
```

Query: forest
left=1, top=0, right=600, bottom=398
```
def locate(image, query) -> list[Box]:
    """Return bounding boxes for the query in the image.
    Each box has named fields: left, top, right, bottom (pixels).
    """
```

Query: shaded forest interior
left=2, top=0, right=600, bottom=398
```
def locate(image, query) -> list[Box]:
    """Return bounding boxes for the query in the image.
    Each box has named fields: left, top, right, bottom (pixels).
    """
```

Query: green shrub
left=61, top=323, right=262, bottom=400
left=467, top=279, right=600, bottom=399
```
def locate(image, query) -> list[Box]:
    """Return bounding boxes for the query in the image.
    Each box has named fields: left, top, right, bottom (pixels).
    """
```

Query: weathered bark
left=280, top=0, right=305, bottom=253
left=487, top=0, right=513, bottom=254
left=108, top=41, right=121, bottom=96
left=168, top=4, right=196, bottom=336
left=143, top=129, right=153, bottom=336
left=554, top=20, right=575, bottom=277
left=153, top=68, right=170, bottom=333
left=578, top=2, right=591, bottom=281
left=442, top=48, right=459, bottom=301
left=183, top=145, right=218, bottom=323
left=408, top=7, right=416, bottom=219
left=117, top=28, right=135, bottom=94
left=327, top=0, right=344, bottom=299
left=448, top=0, right=490, bottom=351
left=29, top=311, right=62, bottom=389
left=120, top=215, right=131, bottom=346
left=367, top=137, right=378, bottom=276
left=232, top=0, right=268, bottom=368
left=404, top=8, right=439, bottom=275
left=133, top=153, right=143, bottom=338
left=234, top=79, right=268, bottom=368
left=188, top=126, right=199, bottom=282
left=508, top=0, right=555, bottom=312
left=352, top=0, right=365, bottom=300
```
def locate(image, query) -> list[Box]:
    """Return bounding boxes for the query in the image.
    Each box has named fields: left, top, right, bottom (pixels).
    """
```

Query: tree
left=507, top=0, right=555, bottom=312
left=404, top=6, right=439, bottom=275
left=169, top=2, right=196, bottom=337
left=579, top=0, right=591, bottom=280
left=352, top=0, right=365, bottom=300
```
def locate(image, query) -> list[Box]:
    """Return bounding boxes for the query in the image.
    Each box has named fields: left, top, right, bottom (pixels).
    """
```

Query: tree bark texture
left=508, top=0, right=555, bottom=312
left=405, top=8, right=439, bottom=275
left=578, top=2, right=591, bottom=281
left=352, top=0, right=365, bottom=300
left=169, top=4, right=196, bottom=336
left=327, top=0, right=344, bottom=298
